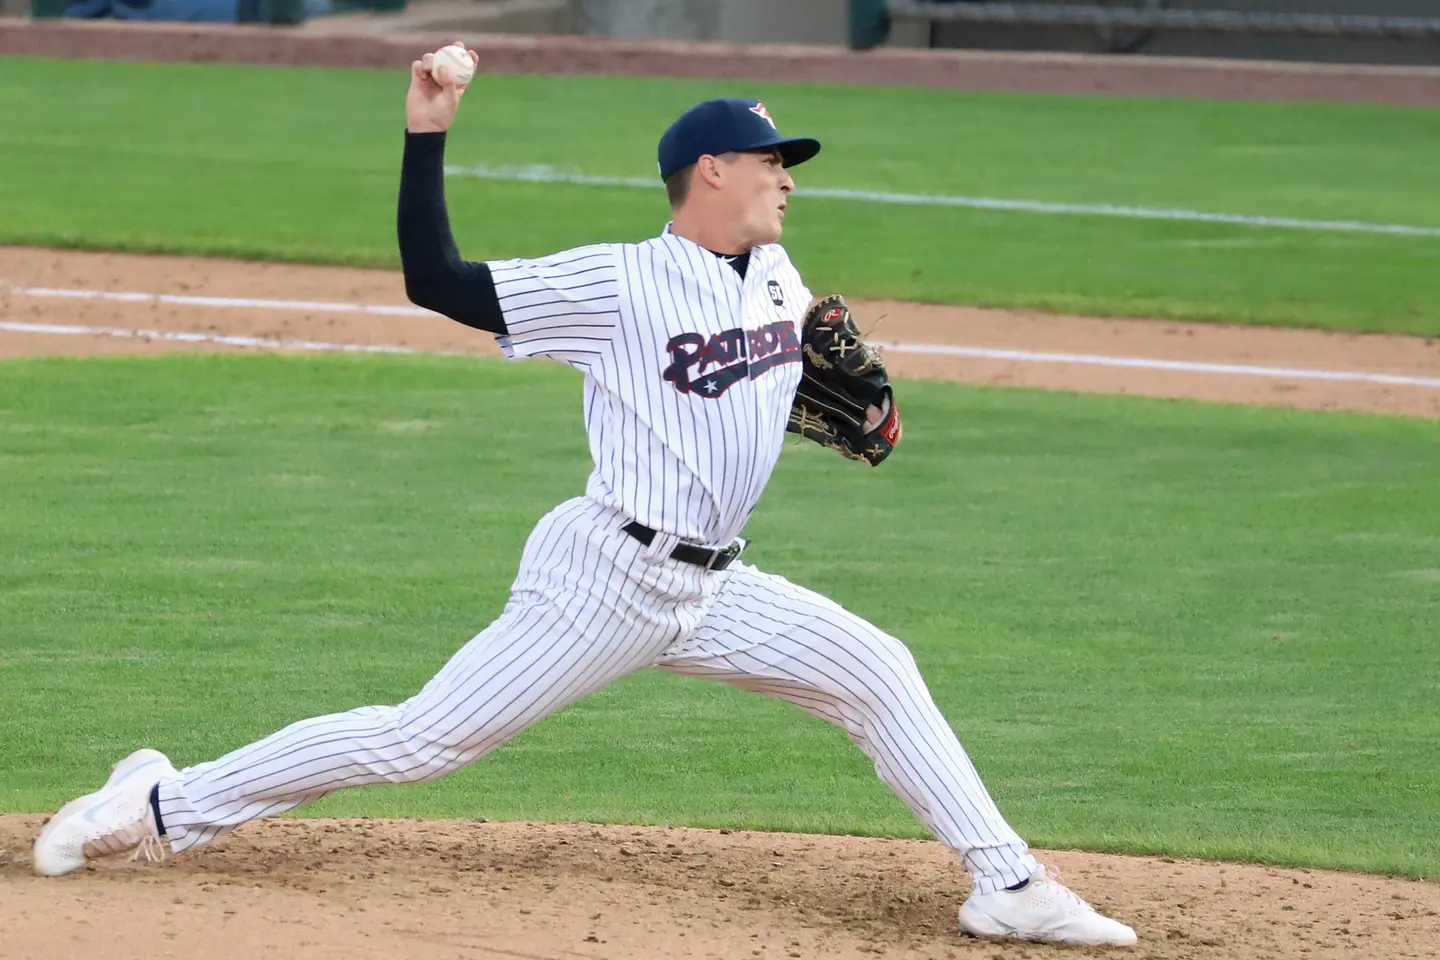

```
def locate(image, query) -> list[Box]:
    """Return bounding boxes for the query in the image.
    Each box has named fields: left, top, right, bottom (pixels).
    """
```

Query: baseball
left=432, top=44, right=475, bottom=86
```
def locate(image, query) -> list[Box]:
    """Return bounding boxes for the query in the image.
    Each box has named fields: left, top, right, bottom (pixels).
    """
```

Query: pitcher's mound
left=2, top=815, right=1436, bottom=959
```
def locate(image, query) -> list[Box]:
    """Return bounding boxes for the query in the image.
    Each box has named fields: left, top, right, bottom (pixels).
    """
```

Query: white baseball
left=432, top=44, right=475, bottom=86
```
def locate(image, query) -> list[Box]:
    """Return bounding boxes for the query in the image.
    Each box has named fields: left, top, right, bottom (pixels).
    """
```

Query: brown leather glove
left=785, top=294, right=902, bottom=466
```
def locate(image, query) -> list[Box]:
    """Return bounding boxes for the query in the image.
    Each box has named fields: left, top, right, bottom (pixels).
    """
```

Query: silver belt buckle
left=707, top=537, right=746, bottom=572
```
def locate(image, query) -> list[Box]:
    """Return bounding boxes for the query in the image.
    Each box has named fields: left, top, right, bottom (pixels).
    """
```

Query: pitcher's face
left=721, top=149, right=795, bottom=246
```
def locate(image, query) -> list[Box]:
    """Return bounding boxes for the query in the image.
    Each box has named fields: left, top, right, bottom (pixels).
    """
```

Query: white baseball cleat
left=32, top=748, right=178, bottom=877
left=958, top=865, right=1138, bottom=947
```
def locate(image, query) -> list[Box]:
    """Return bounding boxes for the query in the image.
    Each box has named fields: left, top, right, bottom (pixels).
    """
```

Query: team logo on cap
left=749, top=102, right=776, bottom=129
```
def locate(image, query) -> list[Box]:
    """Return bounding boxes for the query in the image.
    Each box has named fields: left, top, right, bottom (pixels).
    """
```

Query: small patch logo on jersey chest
left=767, top=280, right=784, bottom=307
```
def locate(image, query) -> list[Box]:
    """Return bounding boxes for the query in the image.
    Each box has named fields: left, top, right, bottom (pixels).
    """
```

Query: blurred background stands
left=11, top=0, right=1440, bottom=66
left=860, top=0, right=1440, bottom=64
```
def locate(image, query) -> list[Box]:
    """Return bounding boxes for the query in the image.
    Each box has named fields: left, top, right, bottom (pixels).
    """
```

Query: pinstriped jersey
left=488, top=227, right=811, bottom=547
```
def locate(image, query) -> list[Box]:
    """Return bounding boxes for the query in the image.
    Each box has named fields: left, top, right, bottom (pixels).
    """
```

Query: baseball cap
left=657, top=98, right=821, bottom=181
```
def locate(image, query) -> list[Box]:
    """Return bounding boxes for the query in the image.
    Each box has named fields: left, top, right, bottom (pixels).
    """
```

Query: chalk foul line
left=443, top=164, right=1440, bottom=240
left=874, top=342, right=1440, bottom=389
left=13, top=286, right=431, bottom=317
left=2, top=285, right=1437, bottom=391
left=0, top=320, right=458, bottom=356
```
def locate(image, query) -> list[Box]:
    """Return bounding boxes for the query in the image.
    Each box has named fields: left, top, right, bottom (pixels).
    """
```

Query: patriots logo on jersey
left=663, top=320, right=800, bottom=397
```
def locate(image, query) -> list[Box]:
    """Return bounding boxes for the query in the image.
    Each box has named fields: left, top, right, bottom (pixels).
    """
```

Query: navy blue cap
left=657, top=98, right=821, bottom=181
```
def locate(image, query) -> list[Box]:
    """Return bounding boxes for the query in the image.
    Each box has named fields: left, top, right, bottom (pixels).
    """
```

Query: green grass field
left=1, top=55, right=1436, bottom=882
left=1, top=57, right=1439, bottom=333
left=2, top=354, right=1437, bottom=878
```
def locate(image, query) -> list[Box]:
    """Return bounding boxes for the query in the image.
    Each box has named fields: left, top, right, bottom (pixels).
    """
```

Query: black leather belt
left=622, top=521, right=744, bottom=572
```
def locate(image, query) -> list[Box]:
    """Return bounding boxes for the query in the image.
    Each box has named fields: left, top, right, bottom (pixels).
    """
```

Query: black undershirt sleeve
left=397, top=131, right=507, bottom=335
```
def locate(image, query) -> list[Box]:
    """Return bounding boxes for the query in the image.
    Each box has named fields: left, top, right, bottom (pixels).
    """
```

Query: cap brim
left=738, top=135, right=822, bottom=169
left=776, top=137, right=822, bottom=169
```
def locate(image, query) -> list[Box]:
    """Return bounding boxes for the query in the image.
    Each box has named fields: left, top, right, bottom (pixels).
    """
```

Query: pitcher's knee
left=389, top=704, right=482, bottom=784
left=395, top=744, right=466, bottom=783
left=378, top=730, right=471, bottom=784
left=849, top=628, right=926, bottom=690
left=840, top=649, right=951, bottom=738
left=839, top=619, right=920, bottom=669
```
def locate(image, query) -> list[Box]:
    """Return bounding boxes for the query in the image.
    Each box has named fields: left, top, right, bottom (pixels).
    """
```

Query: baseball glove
left=785, top=294, right=902, bottom=466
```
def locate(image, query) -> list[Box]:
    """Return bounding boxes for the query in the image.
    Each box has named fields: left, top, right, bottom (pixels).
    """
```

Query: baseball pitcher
left=34, top=42, right=1136, bottom=948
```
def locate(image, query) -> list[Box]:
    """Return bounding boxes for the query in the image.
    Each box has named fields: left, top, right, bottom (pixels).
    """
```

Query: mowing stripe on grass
left=6, top=308, right=1440, bottom=391
left=443, top=164, right=1440, bottom=239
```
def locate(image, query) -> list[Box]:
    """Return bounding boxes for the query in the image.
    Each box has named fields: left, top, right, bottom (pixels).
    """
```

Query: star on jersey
left=663, top=320, right=801, bottom=397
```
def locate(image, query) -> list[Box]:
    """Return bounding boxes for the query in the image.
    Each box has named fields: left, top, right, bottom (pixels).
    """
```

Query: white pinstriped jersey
left=487, top=227, right=811, bottom=547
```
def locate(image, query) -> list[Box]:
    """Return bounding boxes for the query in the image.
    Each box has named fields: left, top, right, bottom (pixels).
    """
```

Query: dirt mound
left=3, top=815, right=1438, bottom=960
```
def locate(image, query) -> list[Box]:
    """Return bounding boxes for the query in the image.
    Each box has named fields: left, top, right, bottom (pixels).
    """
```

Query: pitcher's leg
left=159, top=590, right=666, bottom=852
left=36, top=598, right=646, bottom=876
left=32, top=498, right=692, bottom=872
left=661, top=566, right=1035, bottom=893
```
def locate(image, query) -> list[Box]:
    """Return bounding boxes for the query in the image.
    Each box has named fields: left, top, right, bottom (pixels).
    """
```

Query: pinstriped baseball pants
left=156, top=496, right=1037, bottom=893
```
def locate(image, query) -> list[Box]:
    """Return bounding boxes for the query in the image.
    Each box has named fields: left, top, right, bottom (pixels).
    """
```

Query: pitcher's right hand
left=406, top=41, right=479, bottom=134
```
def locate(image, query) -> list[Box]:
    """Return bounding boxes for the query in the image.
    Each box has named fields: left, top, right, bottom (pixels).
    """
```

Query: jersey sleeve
left=487, top=244, right=620, bottom=366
